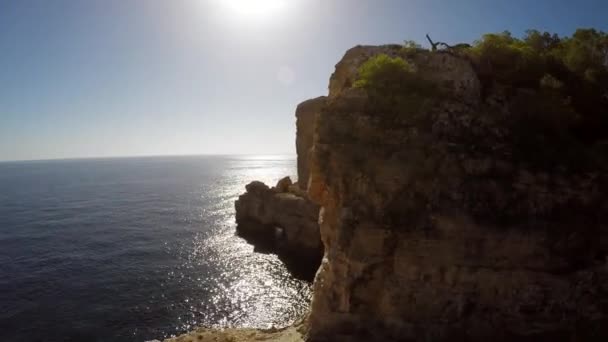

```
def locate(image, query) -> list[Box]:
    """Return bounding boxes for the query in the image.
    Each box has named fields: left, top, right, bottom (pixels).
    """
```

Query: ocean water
left=0, top=155, right=312, bottom=342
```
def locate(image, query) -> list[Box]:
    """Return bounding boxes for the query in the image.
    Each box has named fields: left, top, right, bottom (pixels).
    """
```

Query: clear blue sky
left=1, top=0, right=607, bottom=161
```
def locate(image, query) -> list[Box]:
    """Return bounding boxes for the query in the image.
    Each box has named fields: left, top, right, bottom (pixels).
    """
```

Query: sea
left=0, top=155, right=312, bottom=342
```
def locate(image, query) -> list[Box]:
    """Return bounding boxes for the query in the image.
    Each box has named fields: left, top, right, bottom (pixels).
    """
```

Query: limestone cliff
left=306, top=46, right=608, bottom=341
left=167, top=43, right=608, bottom=342
left=235, top=178, right=322, bottom=280
left=296, top=97, right=327, bottom=190
left=233, top=95, right=326, bottom=280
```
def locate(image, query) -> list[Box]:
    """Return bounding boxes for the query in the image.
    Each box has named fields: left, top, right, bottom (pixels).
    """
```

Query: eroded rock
left=296, top=97, right=327, bottom=190
left=170, top=44, right=608, bottom=342
left=275, top=176, right=294, bottom=193
left=235, top=180, right=322, bottom=281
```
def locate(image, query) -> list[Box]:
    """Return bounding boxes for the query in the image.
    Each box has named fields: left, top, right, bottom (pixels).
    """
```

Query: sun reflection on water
left=163, top=156, right=310, bottom=336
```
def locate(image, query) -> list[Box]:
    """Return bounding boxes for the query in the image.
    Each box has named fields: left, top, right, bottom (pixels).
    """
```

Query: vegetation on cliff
left=353, top=54, right=441, bottom=123
left=470, top=29, right=608, bottom=88
left=353, top=28, right=608, bottom=171
left=307, top=32, right=608, bottom=340
left=469, top=30, right=608, bottom=149
left=470, top=29, right=608, bottom=170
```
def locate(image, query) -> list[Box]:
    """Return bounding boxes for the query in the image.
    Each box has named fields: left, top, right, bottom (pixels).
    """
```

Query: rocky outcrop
left=305, top=46, right=608, bottom=341
left=296, top=97, right=327, bottom=190
left=235, top=178, right=322, bottom=280
left=167, top=43, right=608, bottom=342
left=328, top=44, right=480, bottom=101
left=233, top=94, right=327, bottom=279
left=328, top=45, right=401, bottom=99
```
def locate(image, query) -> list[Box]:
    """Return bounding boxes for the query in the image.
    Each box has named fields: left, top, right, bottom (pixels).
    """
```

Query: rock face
left=233, top=94, right=327, bottom=280
left=305, top=46, right=608, bottom=340
left=235, top=178, right=322, bottom=280
left=296, top=97, right=327, bottom=190
left=165, top=43, right=608, bottom=342
left=328, top=45, right=400, bottom=99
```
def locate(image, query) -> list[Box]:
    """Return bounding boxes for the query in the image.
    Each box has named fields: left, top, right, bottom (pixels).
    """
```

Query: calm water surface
left=0, top=155, right=311, bottom=341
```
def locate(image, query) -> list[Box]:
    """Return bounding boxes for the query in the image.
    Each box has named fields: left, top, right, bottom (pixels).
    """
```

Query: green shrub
left=557, top=29, right=608, bottom=77
left=463, top=29, right=608, bottom=143
left=403, top=40, right=422, bottom=49
left=354, top=54, right=440, bottom=124
left=401, top=40, right=423, bottom=56
left=466, top=29, right=608, bottom=89
left=359, top=30, right=608, bottom=143
left=468, top=31, right=546, bottom=87
left=354, top=54, right=414, bottom=89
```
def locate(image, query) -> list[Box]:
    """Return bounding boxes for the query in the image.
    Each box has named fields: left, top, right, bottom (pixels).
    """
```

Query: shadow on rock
left=236, top=220, right=322, bottom=282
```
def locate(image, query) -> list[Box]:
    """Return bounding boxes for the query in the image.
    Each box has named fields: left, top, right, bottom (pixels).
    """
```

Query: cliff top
left=310, top=29, right=608, bottom=231
left=327, top=29, right=608, bottom=174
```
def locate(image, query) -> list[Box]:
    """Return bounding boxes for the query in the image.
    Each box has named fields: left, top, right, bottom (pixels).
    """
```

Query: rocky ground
left=161, top=326, right=305, bottom=342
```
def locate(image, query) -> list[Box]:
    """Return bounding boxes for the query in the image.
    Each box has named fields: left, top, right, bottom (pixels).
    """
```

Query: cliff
left=296, top=97, right=327, bottom=190
left=233, top=96, right=327, bottom=280
left=306, top=45, right=608, bottom=341
left=167, top=38, right=608, bottom=341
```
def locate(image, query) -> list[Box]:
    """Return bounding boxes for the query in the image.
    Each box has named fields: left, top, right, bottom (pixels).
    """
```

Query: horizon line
left=0, top=153, right=297, bottom=164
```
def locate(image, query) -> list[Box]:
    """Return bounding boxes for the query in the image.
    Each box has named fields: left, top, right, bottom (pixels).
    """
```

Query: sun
left=222, top=0, right=286, bottom=17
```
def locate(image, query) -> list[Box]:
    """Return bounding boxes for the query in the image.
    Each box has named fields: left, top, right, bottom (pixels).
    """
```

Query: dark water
left=0, top=155, right=311, bottom=342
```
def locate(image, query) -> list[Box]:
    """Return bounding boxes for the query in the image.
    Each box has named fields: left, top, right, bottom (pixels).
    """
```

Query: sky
left=1, top=0, right=607, bottom=161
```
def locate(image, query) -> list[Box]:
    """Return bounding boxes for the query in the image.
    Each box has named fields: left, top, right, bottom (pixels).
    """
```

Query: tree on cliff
left=352, top=28, right=608, bottom=165
left=465, top=28, right=608, bottom=143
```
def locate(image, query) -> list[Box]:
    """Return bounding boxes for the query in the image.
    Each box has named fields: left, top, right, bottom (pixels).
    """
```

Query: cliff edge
left=233, top=96, right=327, bottom=280
left=167, top=37, right=608, bottom=341
left=307, top=45, right=608, bottom=341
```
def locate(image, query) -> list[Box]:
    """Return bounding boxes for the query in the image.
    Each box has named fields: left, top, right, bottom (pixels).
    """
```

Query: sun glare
left=221, top=0, right=286, bottom=18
